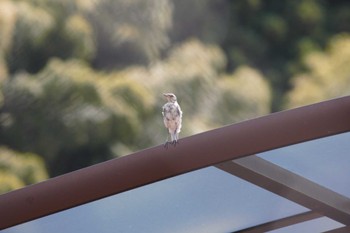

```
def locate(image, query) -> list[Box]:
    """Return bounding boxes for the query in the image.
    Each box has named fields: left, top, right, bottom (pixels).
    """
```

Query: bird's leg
left=173, top=135, right=179, bottom=146
left=176, top=134, right=180, bottom=146
left=164, top=133, right=179, bottom=148
left=164, top=134, right=170, bottom=149
left=173, top=140, right=178, bottom=146
left=164, top=141, right=169, bottom=149
left=171, top=133, right=178, bottom=146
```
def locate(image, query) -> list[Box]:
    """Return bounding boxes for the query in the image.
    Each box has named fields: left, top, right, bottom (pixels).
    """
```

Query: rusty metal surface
left=0, top=96, right=350, bottom=229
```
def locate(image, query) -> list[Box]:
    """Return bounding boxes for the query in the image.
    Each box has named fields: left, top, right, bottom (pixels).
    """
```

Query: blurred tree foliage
left=286, top=34, right=350, bottom=108
left=0, top=147, right=48, bottom=194
left=1, top=59, right=154, bottom=176
left=223, top=0, right=350, bottom=110
left=0, top=0, right=350, bottom=192
left=87, top=0, right=173, bottom=68
left=170, top=0, right=230, bottom=44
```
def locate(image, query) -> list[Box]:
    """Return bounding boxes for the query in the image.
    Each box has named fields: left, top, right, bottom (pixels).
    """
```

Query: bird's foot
left=164, top=140, right=179, bottom=149
left=164, top=141, right=170, bottom=149
left=171, top=140, right=179, bottom=147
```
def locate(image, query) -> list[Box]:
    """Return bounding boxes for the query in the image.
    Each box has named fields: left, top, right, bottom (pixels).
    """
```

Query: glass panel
left=258, top=132, right=350, bottom=198
left=3, top=167, right=308, bottom=233
left=269, top=217, right=344, bottom=233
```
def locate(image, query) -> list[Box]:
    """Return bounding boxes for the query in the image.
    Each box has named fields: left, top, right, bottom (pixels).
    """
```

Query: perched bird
left=162, top=93, right=183, bottom=147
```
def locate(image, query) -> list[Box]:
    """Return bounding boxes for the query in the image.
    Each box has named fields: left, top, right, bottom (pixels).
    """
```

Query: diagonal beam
left=236, top=211, right=322, bottom=233
left=323, top=226, right=350, bottom=233
left=215, top=156, right=350, bottom=225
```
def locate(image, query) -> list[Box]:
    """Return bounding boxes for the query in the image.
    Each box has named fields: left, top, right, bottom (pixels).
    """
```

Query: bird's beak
left=163, top=93, right=168, bottom=97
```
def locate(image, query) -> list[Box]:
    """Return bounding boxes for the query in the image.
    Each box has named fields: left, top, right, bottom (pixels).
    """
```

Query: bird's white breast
left=162, top=102, right=182, bottom=133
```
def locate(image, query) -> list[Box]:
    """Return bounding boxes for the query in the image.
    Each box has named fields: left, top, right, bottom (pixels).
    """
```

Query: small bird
left=162, top=93, right=183, bottom=147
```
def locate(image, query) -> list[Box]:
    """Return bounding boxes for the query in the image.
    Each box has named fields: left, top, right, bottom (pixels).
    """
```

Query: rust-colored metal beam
left=235, top=211, right=322, bottom=233
left=0, top=96, right=350, bottom=229
left=216, top=156, right=350, bottom=225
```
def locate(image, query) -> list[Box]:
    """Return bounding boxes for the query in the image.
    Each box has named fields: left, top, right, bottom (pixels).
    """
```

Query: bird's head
left=163, top=93, right=177, bottom=103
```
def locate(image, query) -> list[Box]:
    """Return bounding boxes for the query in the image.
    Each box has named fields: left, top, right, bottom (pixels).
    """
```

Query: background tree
left=87, top=0, right=173, bottom=69
left=1, top=0, right=350, bottom=193
left=169, top=0, right=230, bottom=44
left=223, top=0, right=350, bottom=110
left=0, top=59, right=155, bottom=176
left=286, top=34, right=350, bottom=108
left=0, top=147, right=48, bottom=194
